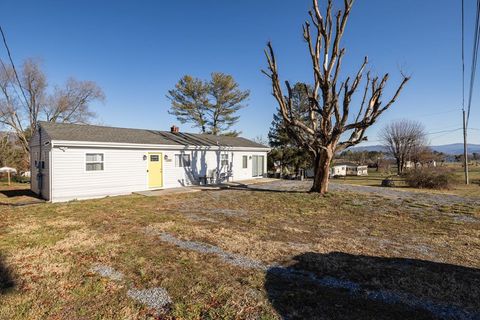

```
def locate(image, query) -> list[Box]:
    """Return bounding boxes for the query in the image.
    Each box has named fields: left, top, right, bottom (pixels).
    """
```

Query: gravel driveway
left=234, top=179, right=480, bottom=208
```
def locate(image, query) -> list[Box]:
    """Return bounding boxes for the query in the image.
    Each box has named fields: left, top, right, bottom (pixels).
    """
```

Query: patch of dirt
left=46, top=218, right=84, bottom=229
left=7, top=222, right=41, bottom=234
left=53, top=229, right=102, bottom=250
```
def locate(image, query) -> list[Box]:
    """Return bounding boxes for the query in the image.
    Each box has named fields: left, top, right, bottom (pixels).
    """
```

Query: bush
left=381, top=178, right=395, bottom=187
left=404, top=168, right=456, bottom=189
left=13, top=175, right=30, bottom=183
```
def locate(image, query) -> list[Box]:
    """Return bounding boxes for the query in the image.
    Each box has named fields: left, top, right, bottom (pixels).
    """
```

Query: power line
left=466, top=0, right=480, bottom=128
left=426, top=128, right=462, bottom=135
left=0, top=53, right=27, bottom=109
left=414, top=108, right=460, bottom=118
left=366, top=128, right=463, bottom=144
left=0, top=25, right=29, bottom=107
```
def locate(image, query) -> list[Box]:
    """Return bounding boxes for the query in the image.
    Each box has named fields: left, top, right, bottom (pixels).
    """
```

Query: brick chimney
left=170, top=125, right=179, bottom=133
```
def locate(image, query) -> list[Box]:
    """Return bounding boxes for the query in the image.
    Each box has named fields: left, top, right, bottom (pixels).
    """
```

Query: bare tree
left=0, top=59, right=104, bottom=155
left=0, top=133, right=25, bottom=170
left=0, top=59, right=46, bottom=155
left=380, top=119, right=426, bottom=175
left=44, top=78, right=105, bottom=124
left=262, top=0, right=409, bottom=194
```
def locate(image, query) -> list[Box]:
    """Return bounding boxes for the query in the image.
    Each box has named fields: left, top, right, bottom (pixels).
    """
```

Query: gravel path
left=90, top=264, right=125, bottom=281
left=145, top=228, right=479, bottom=320
left=146, top=227, right=267, bottom=270
left=238, top=180, right=480, bottom=210
left=89, top=263, right=172, bottom=315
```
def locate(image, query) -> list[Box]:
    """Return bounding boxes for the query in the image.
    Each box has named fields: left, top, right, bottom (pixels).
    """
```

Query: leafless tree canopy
left=263, top=0, right=410, bottom=193
left=380, top=119, right=427, bottom=174
left=0, top=59, right=104, bottom=156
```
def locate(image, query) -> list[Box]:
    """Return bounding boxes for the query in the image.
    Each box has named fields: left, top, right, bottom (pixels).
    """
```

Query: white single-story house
left=30, top=122, right=269, bottom=202
left=330, top=162, right=368, bottom=177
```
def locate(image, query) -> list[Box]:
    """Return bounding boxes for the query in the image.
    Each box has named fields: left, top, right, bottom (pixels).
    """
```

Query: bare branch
left=263, top=0, right=408, bottom=193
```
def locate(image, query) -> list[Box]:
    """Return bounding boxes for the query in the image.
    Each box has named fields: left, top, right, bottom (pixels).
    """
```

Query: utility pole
left=463, top=109, right=469, bottom=184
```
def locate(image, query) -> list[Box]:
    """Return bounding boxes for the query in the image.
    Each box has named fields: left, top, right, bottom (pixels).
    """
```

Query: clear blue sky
left=1, top=0, right=479, bottom=145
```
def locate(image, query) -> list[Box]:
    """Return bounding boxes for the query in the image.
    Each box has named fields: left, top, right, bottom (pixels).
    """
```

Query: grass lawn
left=333, top=165, right=480, bottom=198
left=0, top=182, right=479, bottom=319
left=0, top=182, right=43, bottom=206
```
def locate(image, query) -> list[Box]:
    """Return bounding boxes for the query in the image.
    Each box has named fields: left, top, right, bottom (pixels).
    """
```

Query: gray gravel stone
left=127, top=287, right=172, bottom=313
left=242, top=180, right=480, bottom=222
left=157, top=231, right=267, bottom=270
left=90, top=264, right=124, bottom=281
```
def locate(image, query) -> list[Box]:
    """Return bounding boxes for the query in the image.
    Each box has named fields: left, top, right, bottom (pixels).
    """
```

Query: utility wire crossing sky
left=0, top=0, right=479, bottom=145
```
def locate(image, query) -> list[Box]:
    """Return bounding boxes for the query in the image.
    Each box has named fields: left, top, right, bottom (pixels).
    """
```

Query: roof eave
left=50, top=140, right=271, bottom=151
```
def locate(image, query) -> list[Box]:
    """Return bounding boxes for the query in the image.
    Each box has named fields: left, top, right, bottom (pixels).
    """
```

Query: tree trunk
left=310, top=148, right=333, bottom=194
left=396, top=158, right=402, bottom=175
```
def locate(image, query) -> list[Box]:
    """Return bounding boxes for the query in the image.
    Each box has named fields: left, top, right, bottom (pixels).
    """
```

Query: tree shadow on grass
left=221, top=182, right=310, bottom=194
left=0, top=254, right=15, bottom=294
left=265, top=252, right=480, bottom=320
left=0, top=189, right=38, bottom=198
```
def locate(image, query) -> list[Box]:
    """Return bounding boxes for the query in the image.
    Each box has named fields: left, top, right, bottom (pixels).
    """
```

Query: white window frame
left=221, top=153, right=229, bottom=166
left=85, top=153, right=105, bottom=172
left=242, top=155, right=248, bottom=169
left=175, top=154, right=191, bottom=167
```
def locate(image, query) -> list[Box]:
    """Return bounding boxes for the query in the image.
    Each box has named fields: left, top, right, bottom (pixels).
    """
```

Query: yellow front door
left=148, top=153, right=163, bottom=188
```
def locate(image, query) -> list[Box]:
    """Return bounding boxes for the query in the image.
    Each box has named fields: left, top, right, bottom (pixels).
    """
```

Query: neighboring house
left=30, top=122, right=269, bottom=202
left=330, top=162, right=368, bottom=177
left=405, top=160, right=437, bottom=169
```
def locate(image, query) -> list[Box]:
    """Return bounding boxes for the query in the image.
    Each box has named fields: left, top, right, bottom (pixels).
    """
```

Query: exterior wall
left=50, top=145, right=268, bottom=202
left=330, top=165, right=368, bottom=176
left=357, top=166, right=368, bottom=176
left=51, top=147, right=147, bottom=202
left=30, top=129, right=51, bottom=200
left=331, top=165, right=347, bottom=176
left=231, top=151, right=267, bottom=181
left=346, top=166, right=357, bottom=175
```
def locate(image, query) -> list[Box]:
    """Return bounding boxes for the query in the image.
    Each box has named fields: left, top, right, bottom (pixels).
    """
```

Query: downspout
left=49, top=141, right=53, bottom=202
left=37, top=126, right=43, bottom=198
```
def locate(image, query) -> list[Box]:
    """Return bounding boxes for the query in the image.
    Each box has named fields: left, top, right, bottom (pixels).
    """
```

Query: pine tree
left=268, top=83, right=312, bottom=175
left=167, top=73, right=249, bottom=135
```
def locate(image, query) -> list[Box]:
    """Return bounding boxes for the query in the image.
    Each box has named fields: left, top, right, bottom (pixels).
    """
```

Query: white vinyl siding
left=48, top=146, right=268, bottom=202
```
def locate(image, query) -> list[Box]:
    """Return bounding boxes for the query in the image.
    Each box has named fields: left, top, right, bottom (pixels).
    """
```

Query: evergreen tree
left=167, top=73, right=249, bottom=136
left=268, top=83, right=312, bottom=175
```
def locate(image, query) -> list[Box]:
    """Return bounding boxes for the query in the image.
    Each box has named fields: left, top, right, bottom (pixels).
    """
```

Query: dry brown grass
left=0, top=184, right=479, bottom=319
left=0, top=182, right=43, bottom=206
left=334, top=165, right=480, bottom=198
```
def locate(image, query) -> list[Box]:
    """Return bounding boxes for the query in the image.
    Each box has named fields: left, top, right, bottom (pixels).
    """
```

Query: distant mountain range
left=351, top=143, right=480, bottom=155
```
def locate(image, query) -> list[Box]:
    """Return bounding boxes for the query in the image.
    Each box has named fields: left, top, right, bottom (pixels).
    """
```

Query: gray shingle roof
left=38, top=122, right=268, bottom=149
left=332, top=161, right=366, bottom=167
